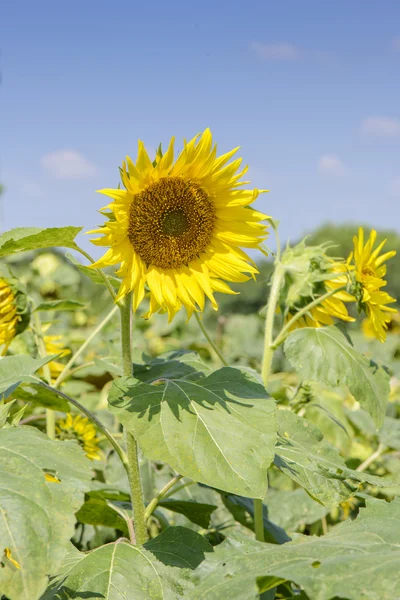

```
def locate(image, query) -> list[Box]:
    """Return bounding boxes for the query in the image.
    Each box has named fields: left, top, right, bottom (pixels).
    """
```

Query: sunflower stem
left=194, top=312, right=228, bottom=366
left=271, top=284, right=348, bottom=350
left=32, top=311, right=56, bottom=439
left=256, top=240, right=287, bottom=542
left=120, top=293, right=148, bottom=545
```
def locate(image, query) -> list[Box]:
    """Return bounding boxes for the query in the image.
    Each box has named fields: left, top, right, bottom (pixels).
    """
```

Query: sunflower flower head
left=89, top=129, right=270, bottom=321
left=0, top=272, right=30, bottom=355
left=349, top=228, right=397, bottom=342
left=281, top=241, right=354, bottom=329
left=56, top=414, right=102, bottom=460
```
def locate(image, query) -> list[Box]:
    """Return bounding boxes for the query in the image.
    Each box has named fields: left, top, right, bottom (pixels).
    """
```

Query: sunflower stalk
left=119, top=292, right=148, bottom=545
left=194, top=312, right=228, bottom=366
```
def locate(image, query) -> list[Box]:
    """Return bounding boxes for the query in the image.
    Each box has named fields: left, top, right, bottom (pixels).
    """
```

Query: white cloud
left=318, top=155, right=346, bottom=176
left=41, top=150, right=97, bottom=179
left=388, top=178, right=400, bottom=197
left=392, top=37, right=400, bottom=51
left=250, top=42, right=301, bottom=61
left=361, top=116, right=400, bottom=138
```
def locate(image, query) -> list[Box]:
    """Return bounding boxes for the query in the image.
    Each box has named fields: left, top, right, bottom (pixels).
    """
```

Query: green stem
left=39, top=381, right=129, bottom=474
left=254, top=496, right=265, bottom=542
left=194, top=312, right=228, bottom=366
left=75, top=246, right=117, bottom=301
left=144, top=474, right=183, bottom=521
left=32, top=312, right=55, bottom=439
left=271, top=284, right=348, bottom=350
left=53, top=305, right=119, bottom=387
left=120, top=293, right=148, bottom=545
left=261, top=263, right=285, bottom=388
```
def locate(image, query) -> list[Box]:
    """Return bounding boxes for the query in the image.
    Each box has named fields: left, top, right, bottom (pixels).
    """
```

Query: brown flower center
left=128, top=177, right=216, bottom=269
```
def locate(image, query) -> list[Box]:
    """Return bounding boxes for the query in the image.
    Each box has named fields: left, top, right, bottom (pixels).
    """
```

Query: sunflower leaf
left=191, top=497, right=400, bottom=600
left=0, top=355, right=58, bottom=400
left=0, top=426, right=92, bottom=600
left=284, top=326, right=390, bottom=428
left=41, top=531, right=198, bottom=599
left=274, top=410, right=397, bottom=507
left=0, top=226, right=82, bottom=257
left=108, top=366, right=277, bottom=499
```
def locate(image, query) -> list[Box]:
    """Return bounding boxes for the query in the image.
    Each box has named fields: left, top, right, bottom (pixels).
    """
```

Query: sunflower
left=286, top=261, right=355, bottom=329
left=0, top=276, right=30, bottom=354
left=350, top=228, right=396, bottom=342
left=56, top=414, right=102, bottom=460
left=41, top=324, right=71, bottom=381
left=89, top=129, right=269, bottom=321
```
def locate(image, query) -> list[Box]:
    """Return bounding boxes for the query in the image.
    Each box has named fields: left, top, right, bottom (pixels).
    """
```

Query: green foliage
left=0, top=227, right=82, bottom=257
left=191, top=497, right=400, bottom=600
left=109, top=365, right=277, bottom=498
left=1, top=221, right=399, bottom=600
left=0, top=355, right=57, bottom=400
left=0, top=427, right=92, bottom=600
left=284, top=326, right=390, bottom=427
left=42, top=533, right=198, bottom=599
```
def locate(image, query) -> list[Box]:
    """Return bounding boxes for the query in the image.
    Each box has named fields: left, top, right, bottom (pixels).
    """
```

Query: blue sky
left=1, top=0, right=400, bottom=256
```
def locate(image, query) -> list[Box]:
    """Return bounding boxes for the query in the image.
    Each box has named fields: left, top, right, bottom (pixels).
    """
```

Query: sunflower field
left=1, top=132, right=400, bottom=600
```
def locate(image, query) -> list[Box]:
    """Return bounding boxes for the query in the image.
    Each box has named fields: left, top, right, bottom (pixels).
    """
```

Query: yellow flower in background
left=287, top=261, right=355, bottom=329
left=89, top=129, right=269, bottom=321
left=0, top=279, right=20, bottom=353
left=350, top=228, right=397, bottom=342
left=56, top=414, right=102, bottom=460
left=42, top=324, right=71, bottom=381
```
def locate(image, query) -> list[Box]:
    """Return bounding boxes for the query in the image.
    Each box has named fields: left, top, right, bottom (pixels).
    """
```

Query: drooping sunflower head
left=0, top=274, right=30, bottom=354
left=89, top=129, right=269, bottom=321
left=281, top=241, right=354, bottom=330
left=349, top=228, right=397, bottom=342
left=56, top=414, right=102, bottom=460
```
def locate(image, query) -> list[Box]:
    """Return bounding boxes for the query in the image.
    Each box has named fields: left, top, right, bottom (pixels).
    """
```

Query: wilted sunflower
left=350, top=228, right=396, bottom=342
left=0, top=276, right=30, bottom=354
left=89, top=129, right=269, bottom=320
left=56, top=414, right=101, bottom=460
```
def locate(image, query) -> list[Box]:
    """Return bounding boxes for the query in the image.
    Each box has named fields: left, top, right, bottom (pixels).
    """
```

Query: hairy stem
left=120, top=293, right=148, bottom=545
left=261, top=263, right=285, bottom=388
left=194, top=312, right=228, bottom=366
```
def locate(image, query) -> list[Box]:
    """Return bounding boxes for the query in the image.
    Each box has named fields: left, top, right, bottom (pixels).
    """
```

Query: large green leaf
left=14, top=382, right=70, bottom=411
left=191, top=497, right=400, bottom=600
left=284, top=326, right=390, bottom=428
left=379, top=416, right=400, bottom=450
left=0, top=355, right=57, bottom=400
left=133, top=351, right=211, bottom=383
left=0, top=227, right=82, bottom=257
left=275, top=410, right=396, bottom=506
left=0, top=426, right=92, bottom=600
left=41, top=531, right=200, bottom=599
left=109, top=367, right=277, bottom=498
